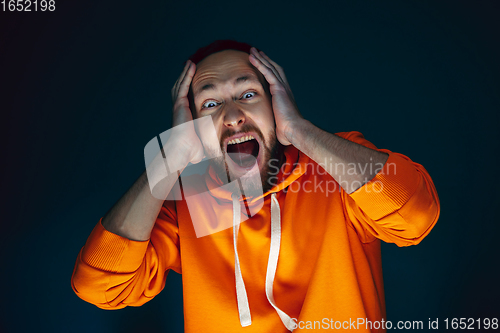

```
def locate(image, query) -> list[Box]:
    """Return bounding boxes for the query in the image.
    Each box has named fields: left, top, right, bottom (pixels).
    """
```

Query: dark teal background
left=1, top=1, right=499, bottom=332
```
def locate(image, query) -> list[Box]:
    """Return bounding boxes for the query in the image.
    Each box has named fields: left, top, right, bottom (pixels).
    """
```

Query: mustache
left=219, top=124, right=266, bottom=149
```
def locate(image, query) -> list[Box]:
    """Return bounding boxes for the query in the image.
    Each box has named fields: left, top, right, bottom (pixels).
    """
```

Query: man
left=71, top=40, right=440, bottom=332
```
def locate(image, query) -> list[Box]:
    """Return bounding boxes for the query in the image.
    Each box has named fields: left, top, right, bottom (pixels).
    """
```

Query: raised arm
left=102, top=60, right=203, bottom=241
left=249, top=48, right=439, bottom=246
left=71, top=60, right=204, bottom=308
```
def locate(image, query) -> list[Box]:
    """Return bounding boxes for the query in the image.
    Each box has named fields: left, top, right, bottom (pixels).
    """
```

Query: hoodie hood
left=202, top=145, right=309, bottom=331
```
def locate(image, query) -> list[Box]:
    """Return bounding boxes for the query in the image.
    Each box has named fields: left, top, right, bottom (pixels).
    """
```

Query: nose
left=223, top=102, right=246, bottom=129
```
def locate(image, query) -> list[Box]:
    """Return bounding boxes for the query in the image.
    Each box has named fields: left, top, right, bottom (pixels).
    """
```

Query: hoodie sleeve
left=71, top=199, right=181, bottom=309
left=337, top=131, right=440, bottom=247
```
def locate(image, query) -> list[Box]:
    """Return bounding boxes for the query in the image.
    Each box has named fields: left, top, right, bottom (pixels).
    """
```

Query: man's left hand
left=249, top=47, right=303, bottom=146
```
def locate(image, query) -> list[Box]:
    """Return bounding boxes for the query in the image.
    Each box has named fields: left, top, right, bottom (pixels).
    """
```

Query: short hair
left=186, top=39, right=268, bottom=117
left=187, top=39, right=260, bottom=64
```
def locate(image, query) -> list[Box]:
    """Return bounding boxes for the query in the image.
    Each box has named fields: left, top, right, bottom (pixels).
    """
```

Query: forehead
left=192, top=50, right=263, bottom=96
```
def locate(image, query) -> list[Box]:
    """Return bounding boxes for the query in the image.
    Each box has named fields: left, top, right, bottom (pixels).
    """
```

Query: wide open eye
left=201, top=100, right=220, bottom=109
left=241, top=91, right=256, bottom=99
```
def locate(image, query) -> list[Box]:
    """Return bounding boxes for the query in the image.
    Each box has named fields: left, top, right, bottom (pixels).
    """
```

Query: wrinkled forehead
left=191, top=50, right=265, bottom=96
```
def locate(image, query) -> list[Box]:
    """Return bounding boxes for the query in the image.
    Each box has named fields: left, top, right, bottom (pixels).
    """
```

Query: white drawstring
left=232, top=192, right=295, bottom=331
left=266, top=193, right=295, bottom=331
left=232, top=193, right=252, bottom=327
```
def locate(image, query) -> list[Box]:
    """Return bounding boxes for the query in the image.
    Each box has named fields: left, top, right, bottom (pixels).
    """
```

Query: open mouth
left=225, top=134, right=260, bottom=169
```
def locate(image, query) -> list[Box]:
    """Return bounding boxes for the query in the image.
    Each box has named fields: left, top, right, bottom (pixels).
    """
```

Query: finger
left=257, top=50, right=294, bottom=101
left=172, top=60, right=192, bottom=100
left=250, top=47, right=271, bottom=66
left=173, top=61, right=191, bottom=92
left=177, top=62, right=196, bottom=99
left=249, top=52, right=281, bottom=86
left=250, top=48, right=281, bottom=80
left=251, top=48, right=286, bottom=85
left=259, top=51, right=289, bottom=85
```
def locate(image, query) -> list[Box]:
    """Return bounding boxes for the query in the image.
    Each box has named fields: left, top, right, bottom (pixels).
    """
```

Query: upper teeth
left=228, top=135, right=255, bottom=145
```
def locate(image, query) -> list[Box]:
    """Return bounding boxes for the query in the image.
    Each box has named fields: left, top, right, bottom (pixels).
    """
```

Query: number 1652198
left=1, top=0, right=55, bottom=11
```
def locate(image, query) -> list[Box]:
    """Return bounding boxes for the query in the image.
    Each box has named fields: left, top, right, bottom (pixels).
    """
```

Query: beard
left=207, top=123, right=285, bottom=199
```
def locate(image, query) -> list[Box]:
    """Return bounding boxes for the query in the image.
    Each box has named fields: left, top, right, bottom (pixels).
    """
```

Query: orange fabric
left=71, top=131, right=440, bottom=332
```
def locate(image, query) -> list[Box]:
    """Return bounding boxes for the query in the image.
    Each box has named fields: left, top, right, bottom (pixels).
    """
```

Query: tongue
left=227, top=140, right=259, bottom=168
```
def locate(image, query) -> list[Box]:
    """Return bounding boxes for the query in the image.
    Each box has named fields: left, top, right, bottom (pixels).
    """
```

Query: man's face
left=190, top=50, right=283, bottom=195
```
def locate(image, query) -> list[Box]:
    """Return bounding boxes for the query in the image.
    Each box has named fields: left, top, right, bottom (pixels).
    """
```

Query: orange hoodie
left=71, top=131, right=439, bottom=332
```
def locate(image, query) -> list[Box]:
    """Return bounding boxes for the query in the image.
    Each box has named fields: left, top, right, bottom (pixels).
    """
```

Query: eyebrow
left=196, top=75, right=259, bottom=94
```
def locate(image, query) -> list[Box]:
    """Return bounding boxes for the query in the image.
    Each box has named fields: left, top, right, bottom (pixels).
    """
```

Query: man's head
left=187, top=40, right=284, bottom=196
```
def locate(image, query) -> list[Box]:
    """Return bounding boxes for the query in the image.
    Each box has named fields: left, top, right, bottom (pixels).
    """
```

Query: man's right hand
left=101, top=61, right=206, bottom=241
left=169, top=60, right=204, bottom=165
